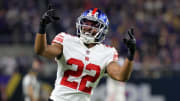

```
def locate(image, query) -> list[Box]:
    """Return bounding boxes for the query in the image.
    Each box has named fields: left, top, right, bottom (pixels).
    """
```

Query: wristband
left=38, top=23, right=46, bottom=34
left=127, top=54, right=134, bottom=61
left=127, top=48, right=135, bottom=61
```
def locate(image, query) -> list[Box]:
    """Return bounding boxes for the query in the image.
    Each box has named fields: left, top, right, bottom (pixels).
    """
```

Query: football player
left=34, top=5, right=136, bottom=101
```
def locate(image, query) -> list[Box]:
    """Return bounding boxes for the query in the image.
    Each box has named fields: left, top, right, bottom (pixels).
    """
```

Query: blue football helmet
left=76, top=8, right=109, bottom=44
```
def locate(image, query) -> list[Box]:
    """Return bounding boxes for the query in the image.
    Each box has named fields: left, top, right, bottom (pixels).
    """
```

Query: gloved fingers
left=48, top=4, right=53, bottom=10
left=46, top=9, right=56, bottom=16
left=127, top=28, right=135, bottom=39
left=46, top=9, right=59, bottom=21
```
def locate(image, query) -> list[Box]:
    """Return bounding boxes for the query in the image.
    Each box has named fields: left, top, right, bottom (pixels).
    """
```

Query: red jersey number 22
left=60, top=58, right=101, bottom=94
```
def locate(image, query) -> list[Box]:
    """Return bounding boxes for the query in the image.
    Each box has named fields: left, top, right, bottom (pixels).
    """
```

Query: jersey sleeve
left=51, top=32, right=67, bottom=45
left=105, top=47, right=119, bottom=67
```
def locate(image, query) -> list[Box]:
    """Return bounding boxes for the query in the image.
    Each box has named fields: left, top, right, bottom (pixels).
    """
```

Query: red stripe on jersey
left=92, top=8, right=98, bottom=15
left=105, top=45, right=113, bottom=48
left=57, top=34, right=64, bottom=38
left=53, top=37, right=63, bottom=43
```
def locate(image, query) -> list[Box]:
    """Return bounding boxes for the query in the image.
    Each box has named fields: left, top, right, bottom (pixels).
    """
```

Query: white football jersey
left=50, top=32, right=118, bottom=101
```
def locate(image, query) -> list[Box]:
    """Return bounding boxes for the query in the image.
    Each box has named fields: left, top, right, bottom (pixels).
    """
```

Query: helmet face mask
left=76, top=8, right=109, bottom=44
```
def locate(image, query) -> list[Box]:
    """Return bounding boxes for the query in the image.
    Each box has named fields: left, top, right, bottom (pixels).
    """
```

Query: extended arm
left=34, top=34, right=62, bottom=59
left=106, top=59, right=133, bottom=81
left=106, top=28, right=136, bottom=81
left=34, top=4, right=62, bottom=59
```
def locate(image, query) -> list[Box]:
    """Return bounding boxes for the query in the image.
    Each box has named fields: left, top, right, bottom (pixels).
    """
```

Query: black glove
left=38, top=4, right=60, bottom=34
left=123, top=28, right=136, bottom=61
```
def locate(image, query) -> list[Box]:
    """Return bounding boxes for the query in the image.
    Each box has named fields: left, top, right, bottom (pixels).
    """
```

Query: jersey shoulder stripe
left=52, top=32, right=78, bottom=44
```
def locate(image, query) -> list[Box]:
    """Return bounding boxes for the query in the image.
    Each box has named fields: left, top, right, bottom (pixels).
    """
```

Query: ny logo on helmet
left=87, top=11, right=99, bottom=19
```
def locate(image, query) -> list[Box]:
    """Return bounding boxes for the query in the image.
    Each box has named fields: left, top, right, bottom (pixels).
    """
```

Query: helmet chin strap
left=80, top=33, right=95, bottom=44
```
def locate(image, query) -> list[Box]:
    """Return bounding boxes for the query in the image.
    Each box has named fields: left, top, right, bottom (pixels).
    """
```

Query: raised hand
left=123, top=28, right=136, bottom=61
left=38, top=4, right=60, bottom=34
left=40, top=4, right=60, bottom=25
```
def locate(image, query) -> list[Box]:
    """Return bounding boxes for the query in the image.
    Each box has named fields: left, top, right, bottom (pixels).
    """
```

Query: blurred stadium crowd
left=0, top=0, right=180, bottom=100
